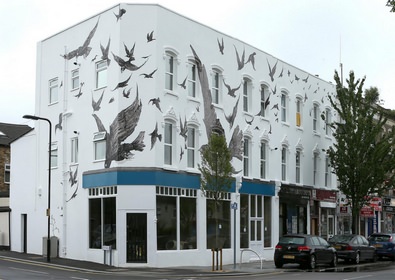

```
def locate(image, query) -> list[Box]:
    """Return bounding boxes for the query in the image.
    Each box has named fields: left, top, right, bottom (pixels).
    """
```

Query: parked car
left=328, top=234, right=376, bottom=264
left=368, top=233, right=395, bottom=261
left=274, top=234, right=337, bottom=269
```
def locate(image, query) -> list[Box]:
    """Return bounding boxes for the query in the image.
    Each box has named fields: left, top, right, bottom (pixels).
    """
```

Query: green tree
left=387, top=0, right=395, bottom=12
left=364, top=86, right=380, bottom=104
left=199, top=132, right=233, bottom=250
left=328, top=71, right=395, bottom=234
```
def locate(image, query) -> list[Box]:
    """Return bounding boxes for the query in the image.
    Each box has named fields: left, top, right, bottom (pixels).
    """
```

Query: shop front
left=311, top=189, right=337, bottom=240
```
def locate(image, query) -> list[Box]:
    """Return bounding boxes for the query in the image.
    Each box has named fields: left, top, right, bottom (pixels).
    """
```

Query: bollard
left=211, top=248, right=215, bottom=271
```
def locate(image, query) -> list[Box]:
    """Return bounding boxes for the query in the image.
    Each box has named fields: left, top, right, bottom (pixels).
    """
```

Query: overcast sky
left=1, top=0, right=394, bottom=125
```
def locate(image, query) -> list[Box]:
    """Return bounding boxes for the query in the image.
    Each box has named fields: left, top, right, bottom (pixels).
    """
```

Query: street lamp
left=23, top=114, right=52, bottom=262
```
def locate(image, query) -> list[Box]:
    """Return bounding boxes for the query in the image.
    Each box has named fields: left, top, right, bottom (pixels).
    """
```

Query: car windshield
left=369, top=235, right=391, bottom=242
left=329, top=235, right=353, bottom=242
left=279, top=236, right=305, bottom=245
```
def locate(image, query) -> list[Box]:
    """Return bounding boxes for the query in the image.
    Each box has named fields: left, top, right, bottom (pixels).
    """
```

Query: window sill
left=163, top=165, right=179, bottom=172
left=186, top=168, right=200, bottom=174
left=164, top=90, right=179, bottom=99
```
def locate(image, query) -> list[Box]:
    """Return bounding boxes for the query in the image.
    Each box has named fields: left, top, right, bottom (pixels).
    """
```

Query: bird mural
left=74, top=82, right=84, bottom=98
left=55, top=113, right=63, bottom=134
left=112, top=52, right=148, bottom=72
left=178, top=76, right=187, bottom=89
left=223, top=80, right=241, bottom=98
left=122, top=88, right=131, bottom=98
left=147, top=31, right=155, bottom=42
left=234, top=45, right=245, bottom=70
left=100, top=38, right=111, bottom=65
left=124, top=42, right=136, bottom=61
left=179, top=115, right=188, bottom=143
left=92, top=91, right=145, bottom=168
left=69, top=166, right=78, bottom=187
left=224, top=95, right=240, bottom=129
left=245, top=52, right=256, bottom=70
left=140, top=68, right=157, bottom=78
left=149, top=122, right=162, bottom=150
left=217, top=37, right=224, bottom=55
left=92, top=89, right=104, bottom=112
left=267, top=58, right=278, bottom=82
left=112, top=74, right=132, bottom=91
left=62, top=18, right=99, bottom=60
left=148, top=97, right=162, bottom=112
left=114, top=8, right=126, bottom=21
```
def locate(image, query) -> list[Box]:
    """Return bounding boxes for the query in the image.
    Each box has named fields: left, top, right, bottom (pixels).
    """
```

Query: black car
left=368, top=233, right=395, bottom=260
left=328, top=234, right=376, bottom=264
left=274, top=234, right=337, bottom=269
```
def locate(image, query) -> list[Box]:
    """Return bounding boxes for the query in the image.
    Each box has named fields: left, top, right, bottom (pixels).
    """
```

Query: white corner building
left=10, top=3, right=338, bottom=267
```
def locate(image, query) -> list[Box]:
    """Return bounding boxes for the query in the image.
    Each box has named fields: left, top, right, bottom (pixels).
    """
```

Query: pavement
left=0, top=250, right=279, bottom=278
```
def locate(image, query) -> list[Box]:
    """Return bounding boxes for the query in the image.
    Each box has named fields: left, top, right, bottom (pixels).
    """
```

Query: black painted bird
left=267, top=58, right=278, bottom=82
left=271, top=103, right=279, bottom=110
left=114, top=8, right=126, bottom=21
left=69, top=166, right=78, bottom=186
left=245, top=52, right=256, bottom=70
left=122, top=88, right=131, bottom=98
left=225, top=96, right=240, bottom=129
left=148, top=97, right=162, bottom=112
left=112, top=74, right=132, bottom=91
left=149, top=122, right=162, bottom=150
left=62, top=19, right=99, bottom=60
left=234, top=45, right=245, bottom=70
left=124, top=42, right=136, bottom=61
left=140, top=68, right=157, bottom=78
left=112, top=52, right=148, bottom=72
left=92, top=92, right=145, bottom=168
left=178, top=76, right=187, bottom=89
left=217, top=37, right=224, bottom=55
left=302, top=75, right=309, bottom=83
left=100, top=38, right=111, bottom=66
left=179, top=146, right=184, bottom=162
left=223, top=80, right=241, bottom=97
left=179, top=115, right=188, bottom=142
left=55, top=113, right=63, bottom=134
left=147, top=30, right=155, bottom=42
left=92, top=89, right=104, bottom=112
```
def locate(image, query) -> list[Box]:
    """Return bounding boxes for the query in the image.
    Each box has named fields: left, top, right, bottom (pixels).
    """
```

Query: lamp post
left=23, top=114, right=52, bottom=262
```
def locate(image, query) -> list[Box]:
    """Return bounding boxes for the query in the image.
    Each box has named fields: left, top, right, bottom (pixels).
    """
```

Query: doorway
left=126, top=213, right=147, bottom=263
left=21, top=214, right=27, bottom=253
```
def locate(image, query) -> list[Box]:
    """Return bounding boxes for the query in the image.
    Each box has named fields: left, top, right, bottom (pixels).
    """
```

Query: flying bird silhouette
left=112, top=52, right=148, bottom=73
left=217, top=37, right=224, bottom=55
left=149, top=122, right=162, bottom=150
left=179, top=115, right=188, bottom=142
left=271, top=85, right=277, bottom=95
left=267, top=58, right=278, bottom=82
left=124, top=42, right=136, bottom=61
left=74, top=82, right=84, bottom=98
left=148, top=97, right=162, bottom=112
left=69, top=166, right=78, bottom=186
left=225, top=95, right=240, bottom=129
left=62, top=19, right=99, bottom=60
left=55, top=113, right=63, bottom=133
left=278, top=67, right=284, bottom=78
left=92, top=89, right=104, bottom=112
left=92, top=92, right=145, bottom=168
left=223, top=80, right=241, bottom=97
left=302, top=75, right=309, bottom=83
left=112, top=74, right=132, bottom=91
left=109, top=97, right=115, bottom=103
left=179, top=146, right=184, bottom=162
left=140, top=68, right=157, bottom=78
left=122, top=88, right=131, bottom=98
left=114, top=8, right=126, bottom=21
left=234, top=45, right=245, bottom=70
left=271, top=103, right=279, bottom=111
left=147, top=30, right=155, bottom=42
left=295, top=75, right=300, bottom=82
left=178, top=76, right=187, bottom=89
left=100, top=38, right=111, bottom=65
left=245, top=52, right=256, bottom=70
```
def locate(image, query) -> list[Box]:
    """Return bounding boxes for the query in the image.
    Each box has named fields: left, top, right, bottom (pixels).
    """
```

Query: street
left=0, top=256, right=395, bottom=280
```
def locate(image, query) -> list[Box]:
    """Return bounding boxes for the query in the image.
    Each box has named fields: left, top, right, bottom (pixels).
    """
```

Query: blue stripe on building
left=83, top=169, right=275, bottom=196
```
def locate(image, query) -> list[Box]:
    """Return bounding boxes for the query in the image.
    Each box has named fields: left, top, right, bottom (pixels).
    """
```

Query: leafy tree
left=327, top=71, right=395, bottom=234
left=387, top=0, right=395, bottom=12
left=199, top=132, right=233, bottom=250
left=364, top=86, right=380, bottom=104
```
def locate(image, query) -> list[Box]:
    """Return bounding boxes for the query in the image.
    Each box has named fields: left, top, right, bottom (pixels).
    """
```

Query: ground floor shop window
left=156, top=187, right=197, bottom=250
left=89, top=195, right=116, bottom=249
left=207, top=198, right=231, bottom=249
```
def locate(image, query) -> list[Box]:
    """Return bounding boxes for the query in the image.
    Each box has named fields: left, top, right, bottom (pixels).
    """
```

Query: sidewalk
left=0, top=250, right=279, bottom=277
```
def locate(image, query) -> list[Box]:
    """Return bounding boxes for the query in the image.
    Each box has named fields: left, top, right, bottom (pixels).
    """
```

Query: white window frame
left=243, top=137, right=251, bottom=177
left=4, top=164, right=10, bottom=184
left=165, top=52, right=176, bottom=92
left=249, top=195, right=264, bottom=243
left=281, top=92, right=287, bottom=122
left=260, top=142, right=267, bottom=179
left=95, top=60, right=107, bottom=89
left=49, top=78, right=58, bottom=104
left=296, top=98, right=302, bottom=127
left=50, top=143, right=58, bottom=168
left=187, top=61, right=197, bottom=98
left=93, top=132, right=106, bottom=161
left=164, top=121, right=175, bottom=166
left=71, top=69, right=80, bottom=90
left=281, top=146, right=287, bottom=181
left=296, top=150, right=301, bottom=184
left=243, top=78, right=252, bottom=113
left=212, top=69, right=222, bottom=105
left=325, top=156, right=330, bottom=187
left=187, top=126, right=197, bottom=168
left=313, top=104, right=319, bottom=132
left=325, top=108, right=331, bottom=136
left=71, top=137, right=79, bottom=164
left=260, top=84, right=269, bottom=118
left=313, top=152, right=319, bottom=185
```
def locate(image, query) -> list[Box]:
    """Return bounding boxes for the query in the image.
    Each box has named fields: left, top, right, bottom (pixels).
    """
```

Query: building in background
left=10, top=3, right=337, bottom=267
left=0, top=122, right=31, bottom=250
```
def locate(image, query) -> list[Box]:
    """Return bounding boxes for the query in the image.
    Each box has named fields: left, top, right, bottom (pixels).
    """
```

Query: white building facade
left=10, top=3, right=337, bottom=267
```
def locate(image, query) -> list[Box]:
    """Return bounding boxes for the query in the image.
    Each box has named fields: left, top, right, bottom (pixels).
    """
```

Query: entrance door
left=22, top=214, right=27, bottom=253
left=126, top=213, right=147, bottom=263
left=328, top=215, right=334, bottom=239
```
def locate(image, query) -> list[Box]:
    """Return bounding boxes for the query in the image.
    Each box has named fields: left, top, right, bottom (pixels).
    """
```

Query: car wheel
left=274, top=261, right=283, bottom=268
left=330, top=253, right=337, bottom=267
left=309, top=254, right=316, bottom=269
left=354, top=252, right=360, bottom=264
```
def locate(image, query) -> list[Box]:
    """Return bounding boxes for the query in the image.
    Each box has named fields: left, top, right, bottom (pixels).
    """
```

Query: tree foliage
left=328, top=71, right=395, bottom=234
left=387, top=0, right=395, bottom=12
left=199, top=133, right=233, bottom=198
left=364, top=86, right=380, bottom=104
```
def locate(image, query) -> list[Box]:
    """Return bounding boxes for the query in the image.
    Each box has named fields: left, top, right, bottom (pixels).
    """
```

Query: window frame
left=212, top=69, right=222, bottom=105
left=260, top=84, right=269, bottom=118
left=95, top=60, right=107, bottom=89
left=71, top=137, right=79, bottom=164
left=187, top=61, right=197, bottom=98
left=165, top=52, right=177, bottom=92
left=71, top=69, right=80, bottom=90
left=260, top=141, right=267, bottom=179
left=187, top=126, right=197, bottom=168
left=50, top=143, right=58, bottom=168
left=281, top=146, right=287, bottom=181
left=313, top=104, right=319, bottom=132
left=296, top=150, right=301, bottom=184
left=4, top=163, right=10, bottom=184
left=296, top=97, right=302, bottom=127
left=164, top=121, right=175, bottom=166
left=93, top=132, right=106, bottom=161
left=313, top=152, right=319, bottom=185
left=243, top=137, right=251, bottom=177
left=325, top=156, right=330, bottom=187
left=49, top=78, right=59, bottom=104
left=281, top=92, right=287, bottom=123
left=242, top=78, right=252, bottom=113
left=325, top=108, right=331, bottom=136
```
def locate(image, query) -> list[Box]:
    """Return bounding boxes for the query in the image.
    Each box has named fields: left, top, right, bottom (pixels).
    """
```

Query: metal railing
left=240, top=248, right=263, bottom=269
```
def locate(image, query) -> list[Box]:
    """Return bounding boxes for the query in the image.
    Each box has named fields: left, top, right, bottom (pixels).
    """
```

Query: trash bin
left=42, top=236, right=59, bottom=258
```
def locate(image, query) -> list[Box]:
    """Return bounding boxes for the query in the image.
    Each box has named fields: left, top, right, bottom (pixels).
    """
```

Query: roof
left=0, top=122, right=32, bottom=146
